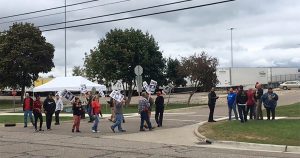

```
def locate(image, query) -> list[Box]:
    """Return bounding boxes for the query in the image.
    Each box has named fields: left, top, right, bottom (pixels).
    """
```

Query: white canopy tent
left=33, top=76, right=106, bottom=92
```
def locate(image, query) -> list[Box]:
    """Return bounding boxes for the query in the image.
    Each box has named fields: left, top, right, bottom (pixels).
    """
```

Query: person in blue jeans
left=261, top=88, right=279, bottom=120
left=138, top=92, right=153, bottom=131
left=110, top=98, right=126, bottom=133
left=227, top=88, right=238, bottom=120
left=23, top=93, right=34, bottom=128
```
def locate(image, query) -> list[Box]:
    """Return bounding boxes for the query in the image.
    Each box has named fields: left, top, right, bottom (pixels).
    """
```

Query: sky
left=0, top=0, right=300, bottom=77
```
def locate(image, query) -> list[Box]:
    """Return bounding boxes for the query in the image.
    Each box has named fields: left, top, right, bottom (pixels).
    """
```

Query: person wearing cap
left=43, top=93, right=56, bottom=130
left=23, top=93, right=34, bottom=128
left=207, top=87, right=219, bottom=122
left=33, top=95, right=44, bottom=132
left=155, top=90, right=164, bottom=127
left=55, top=94, right=64, bottom=125
left=261, top=88, right=279, bottom=120
left=138, top=92, right=153, bottom=131
left=236, top=85, right=248, bottom=123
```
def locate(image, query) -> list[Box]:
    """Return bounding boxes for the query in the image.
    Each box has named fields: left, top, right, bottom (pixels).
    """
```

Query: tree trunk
left=187, top=90, right=197, bottom=106
left=20, top=85, right=25, bottom=105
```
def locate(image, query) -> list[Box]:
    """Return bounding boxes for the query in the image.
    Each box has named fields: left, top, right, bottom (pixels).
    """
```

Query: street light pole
left=230, top=28, right=235, bottom=67
left=64, top=0, right=67, bottom=77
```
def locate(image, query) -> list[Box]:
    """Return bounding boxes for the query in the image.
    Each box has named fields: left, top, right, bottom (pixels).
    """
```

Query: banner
left=109, top=90, right=124, bottom=102
left=61, top=89, right=75, bottom=102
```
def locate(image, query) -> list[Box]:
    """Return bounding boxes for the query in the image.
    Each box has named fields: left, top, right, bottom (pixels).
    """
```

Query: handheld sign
left=98, top=88, right=105, bottom=97
left=61, top=89, right=75, bottom=102
left=80, top=84, right=87, bottom=94
left=109, top=90, right=124, bottom=102
left=149, top=80, right=157, bottom=94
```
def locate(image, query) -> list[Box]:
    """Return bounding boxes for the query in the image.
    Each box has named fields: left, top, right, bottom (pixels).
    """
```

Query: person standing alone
left=55, top=94, right=64, bottom=125
left=155, top=91, right=164, bottom=127
left=23, top=93, right=34, bottom=128
left=43, top=93, right=56, bottom=130
left=208, top=88, right=219, bottom=122
left=236, top=86, right=248, bottom=123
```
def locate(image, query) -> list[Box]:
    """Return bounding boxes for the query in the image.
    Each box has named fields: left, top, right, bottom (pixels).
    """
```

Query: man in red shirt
left=23, top=93, right=34, bottom=128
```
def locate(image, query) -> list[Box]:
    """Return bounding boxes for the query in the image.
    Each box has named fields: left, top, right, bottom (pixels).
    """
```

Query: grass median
left=199, top=102, right=300, bottom=146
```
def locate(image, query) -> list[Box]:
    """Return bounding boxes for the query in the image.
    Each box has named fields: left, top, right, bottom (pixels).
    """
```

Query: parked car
left=279, top=81, right=300, bottom=90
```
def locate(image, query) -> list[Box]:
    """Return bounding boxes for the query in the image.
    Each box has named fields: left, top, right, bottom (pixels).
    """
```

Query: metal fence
left=271, top=74, right=300, bottom=83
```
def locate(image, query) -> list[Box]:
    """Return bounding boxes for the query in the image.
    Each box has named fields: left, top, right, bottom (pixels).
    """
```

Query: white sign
left=98, top=89, right=105, bottom=97
left=109, top=90, right=124, bottom=102
left=80, top=84, right=87, bottom=94
left=134, top=65, right=143, bottom=75
left=149, top=80, right=157, bottom=93
left=143, top=81, right=150, bottom=92
left=61, top=89, right=75, bottom=102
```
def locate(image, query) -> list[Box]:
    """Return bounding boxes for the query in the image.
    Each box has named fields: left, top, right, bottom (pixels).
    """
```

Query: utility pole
left=64, top=0, right=67, bottom=77
left=229, top=28, right=235, bottom=86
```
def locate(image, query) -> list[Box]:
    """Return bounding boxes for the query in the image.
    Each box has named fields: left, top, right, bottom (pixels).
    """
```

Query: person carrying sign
left=85, top=92, right=94, bottom=123
left=110, top=98, right=126, bottom=133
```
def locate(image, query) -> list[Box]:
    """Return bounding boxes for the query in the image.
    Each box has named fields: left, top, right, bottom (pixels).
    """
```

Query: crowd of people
left=207, top=84, right=279, bottom=123
left=22, top=90, right=165, bottom=133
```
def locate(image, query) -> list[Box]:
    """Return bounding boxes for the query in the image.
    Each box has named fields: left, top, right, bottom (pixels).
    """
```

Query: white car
left=279, top=81, right=300, bottom=90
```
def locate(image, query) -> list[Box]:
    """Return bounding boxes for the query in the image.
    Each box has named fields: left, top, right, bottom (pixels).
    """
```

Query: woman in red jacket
left=91, top=96, right=101, bottom=133
left=33, top=95, right=44, bottom=132
left=246, top=88, right=256, bottom=119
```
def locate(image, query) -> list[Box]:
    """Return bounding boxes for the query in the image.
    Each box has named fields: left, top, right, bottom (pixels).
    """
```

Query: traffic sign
left=134, top=65, right=143, bottom=75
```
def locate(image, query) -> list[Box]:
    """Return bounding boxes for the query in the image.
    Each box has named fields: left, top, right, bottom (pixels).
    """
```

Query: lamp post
left=228, top=28, right=235, bottom=86
left=64, top=0, right=67, bottom=77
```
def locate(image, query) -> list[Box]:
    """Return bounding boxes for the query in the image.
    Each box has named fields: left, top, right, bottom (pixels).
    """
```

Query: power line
left=0, top=0, right=131, bottom=25
left=42, top=0, right=236, bottom=32
left=0, top=0, right=102, bottom=20
left=39, top=0, right=194, bottom=28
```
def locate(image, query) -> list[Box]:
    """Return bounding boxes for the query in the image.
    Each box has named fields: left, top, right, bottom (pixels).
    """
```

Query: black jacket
left=155, top=96, right=164, bottom=109
left=43, top=97, right=56, bottom=114
left=236, top=90, right=248, bottom=104
left=256, top=88, right=263, bottom=100
left=208, top=91, right=218, bottom=105
left=72, top=103, right=82, bottom=116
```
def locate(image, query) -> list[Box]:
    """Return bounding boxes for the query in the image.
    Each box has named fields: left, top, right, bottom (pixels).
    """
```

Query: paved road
left=0, top=90, right=299, bottom=158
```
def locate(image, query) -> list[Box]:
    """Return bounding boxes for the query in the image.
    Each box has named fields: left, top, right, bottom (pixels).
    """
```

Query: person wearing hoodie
left=33, top=95, right=44, bottom=132
left=246, top=88, right=256, bottom=120
left=227, top=88, right=238, bottom=121
left=55, top=94, right=64, bottom=125
left=236, top=86, right=248, bottom=123
left=23, top=93, right=34, bottom=128
left=43, top=93, right=56, bottom=130
left=261, top=88, right=279, bottom=120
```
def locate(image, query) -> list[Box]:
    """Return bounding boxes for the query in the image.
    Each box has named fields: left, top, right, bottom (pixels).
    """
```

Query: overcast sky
left=1, top=0, right=299, bottom=77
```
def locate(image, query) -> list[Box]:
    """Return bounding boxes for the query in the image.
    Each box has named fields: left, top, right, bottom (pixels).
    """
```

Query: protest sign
left=80, top=84, right=87, bottom=94
left=109, top=90, right=124, bottom=102
left=149, top=80, right=157, bottom=94
left=61, top=89, right=75, bottom=102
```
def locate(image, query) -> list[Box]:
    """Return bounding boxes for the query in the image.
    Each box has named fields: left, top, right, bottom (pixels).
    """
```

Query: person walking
left=246, top=88, right=256, bottom=120
left=110, top=98, right=126, bottom=133
left=227, top=88, right=238, bottom=121
left=55, top=94, right=64, bottom=125
left=261, top=88, right=279, bottom=120
left=138, top=92, right=153, bottom=131
left=236, top=86, right=248, bottom=123
left=85, top=92, right=94, bottom=123
left=144, top=95, right=154, bottom=129
left=23, top=93, right=34, bottom=128
left=33, top=95, right=44, bottom=132
left=108, top=97, right=115, bottom=122
left=72, top=97, right=82, bottom=133
left=91, top=96, right=101, bottom=133
left=43, top=93, right=56, bottom=130
left=207, top=88, right=219, bottom=122
left=255, top=84, right=264, bottom=120
left=155, top=90, right=164, bottom=127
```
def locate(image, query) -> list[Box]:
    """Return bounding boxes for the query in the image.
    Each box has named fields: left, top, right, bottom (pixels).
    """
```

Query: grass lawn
left=0, top=115, right=73, bottom=124
left=275, top=102, right=300, bottom=117
left=199, top=103, right=300, bottom=146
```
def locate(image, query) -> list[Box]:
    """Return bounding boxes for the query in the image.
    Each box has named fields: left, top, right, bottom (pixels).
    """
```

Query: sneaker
left=120, top=130, right=126, bottom=132
left=110, top=126, right=115, bottom=133
left=55, top=123, right=60, bottom=125
left=72, top=129, right=74, bottom=133
left=140, top=128, right=145, bottom=132
left=39, top=129, right=44, bottom=131
left=24, top=125, right=27, bottom=128
left=76, top=130, right=81, bottom=133
left=47, top=129, right=52, bottom=131
left=123, top=119, right=125, bottom=123
left=92, top=130, right=96, bottom=133
left=143, top=125, right=149, bottom=129
left=88, top=120, right=93, bottom=123
left=34, top=129, right=39, bottom=132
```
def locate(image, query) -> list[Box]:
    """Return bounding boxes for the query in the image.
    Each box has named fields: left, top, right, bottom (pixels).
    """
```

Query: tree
left=0, top=23, right=55, bottom=102
left=72, top=66, right=85, bottom=76
left=179, top=52, right=218, bottom=105
left=166, top=57, right=187, bottom=87
left=83, top=28, right=166, bottom=104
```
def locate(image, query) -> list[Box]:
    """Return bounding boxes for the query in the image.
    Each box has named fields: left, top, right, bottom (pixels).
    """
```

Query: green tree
left=72, top=66, right=85, bottom=76
left=84, top=28, right=166, bottom=104
left=166, top=57, right=187, bottom=87
left=0, top=23, right=55, bottom=102
left=179, top=52, right=218, bottom=105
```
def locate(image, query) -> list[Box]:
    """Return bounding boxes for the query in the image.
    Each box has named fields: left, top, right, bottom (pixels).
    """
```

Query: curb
left=194, top=118, right=300, bottom=154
